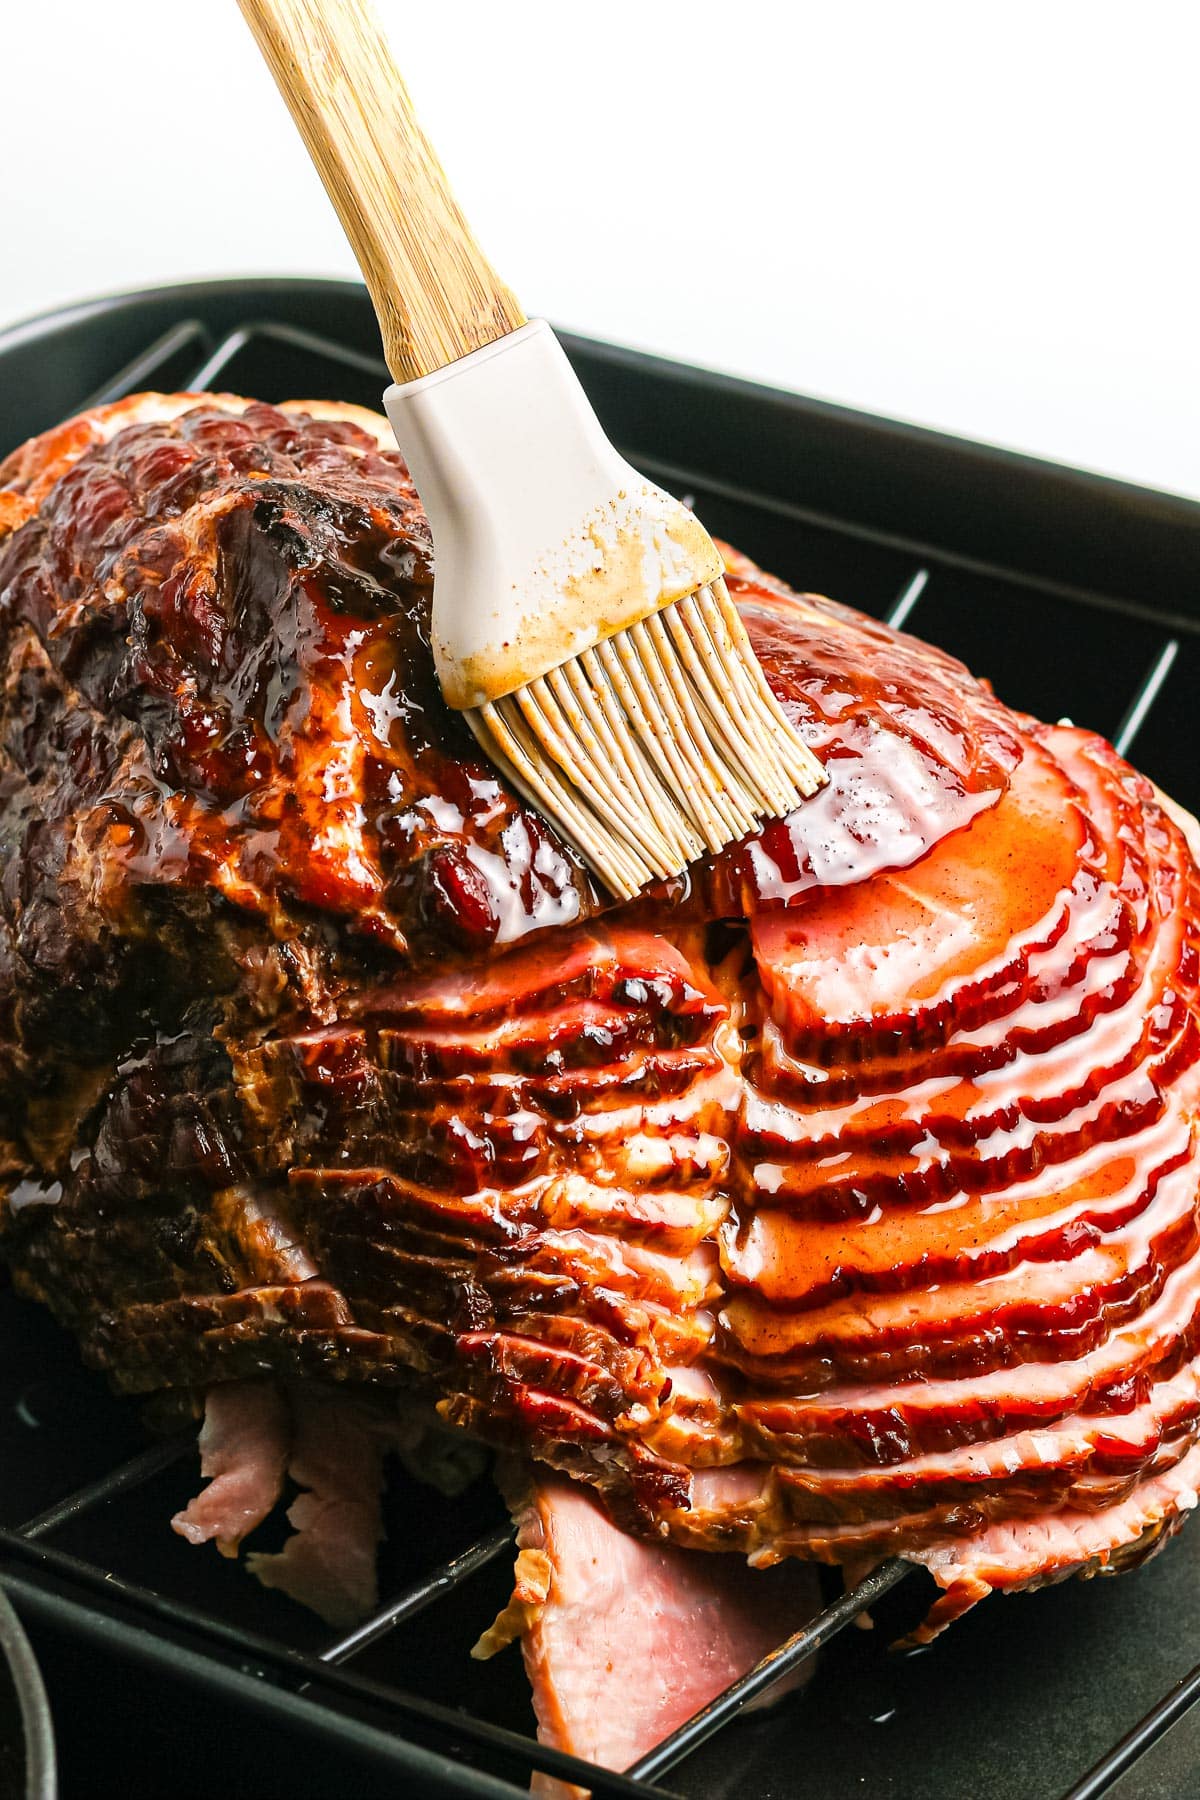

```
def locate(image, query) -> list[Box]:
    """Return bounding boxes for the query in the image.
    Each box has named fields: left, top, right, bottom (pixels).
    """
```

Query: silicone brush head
left=385, top=321, right=825, bottom=899
left=468, top=578, right=824, bottom=898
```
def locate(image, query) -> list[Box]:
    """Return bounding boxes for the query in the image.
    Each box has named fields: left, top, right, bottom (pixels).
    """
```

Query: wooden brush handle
left=237, top=0, right=526, bottom=382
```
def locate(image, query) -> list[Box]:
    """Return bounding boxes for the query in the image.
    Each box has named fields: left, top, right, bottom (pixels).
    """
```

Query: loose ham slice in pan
left=171, top=1381, right=289, bottom=1558
left=475, top=1471, right=821, bottom=1792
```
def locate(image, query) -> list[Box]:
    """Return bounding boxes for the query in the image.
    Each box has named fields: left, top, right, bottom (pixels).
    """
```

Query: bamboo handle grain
left=236, top=0, right=526, bottom=382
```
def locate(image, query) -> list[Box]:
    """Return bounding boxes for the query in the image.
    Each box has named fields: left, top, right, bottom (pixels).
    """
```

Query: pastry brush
left=238, top=0, right=825, bottom=899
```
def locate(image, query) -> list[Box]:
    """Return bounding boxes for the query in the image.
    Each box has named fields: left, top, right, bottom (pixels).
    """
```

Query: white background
left=3, top=0, right=1198, bottom=498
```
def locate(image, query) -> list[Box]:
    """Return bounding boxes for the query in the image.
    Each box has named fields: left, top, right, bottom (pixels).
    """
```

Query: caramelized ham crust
left=2, top=393, right=1199, bottom=1670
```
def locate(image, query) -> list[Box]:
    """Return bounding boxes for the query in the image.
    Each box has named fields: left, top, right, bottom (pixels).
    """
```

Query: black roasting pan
left=0, top=279, right=1199, bottom=1800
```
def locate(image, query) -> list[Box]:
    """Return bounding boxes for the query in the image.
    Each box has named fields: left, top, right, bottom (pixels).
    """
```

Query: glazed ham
left=2, top=392, right=1199, bottom=1770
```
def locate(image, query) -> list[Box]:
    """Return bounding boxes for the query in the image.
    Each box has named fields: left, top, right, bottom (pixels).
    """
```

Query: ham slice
left=909, top=1436, right=1200, bottom=1641
left=245, top=1387, right=389, bottom=1629
left=175, top=1383, right=486, bottom=1627
left=173, top=1383, right=387, bottom=1625
left=475, top=1471, right=822, bottom=1791
left=171, top=1380, right=289, bottom=1556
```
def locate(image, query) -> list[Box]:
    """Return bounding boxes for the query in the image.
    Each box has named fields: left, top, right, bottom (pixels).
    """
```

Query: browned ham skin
left=1, top=394, right=1199, bottom=1642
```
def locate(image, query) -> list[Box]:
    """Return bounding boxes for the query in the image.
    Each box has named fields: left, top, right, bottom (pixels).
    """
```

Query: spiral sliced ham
left=2, top=393, right=1199, bottom=1770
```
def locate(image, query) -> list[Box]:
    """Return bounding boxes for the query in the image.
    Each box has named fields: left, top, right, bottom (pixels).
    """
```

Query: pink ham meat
left=244, top=1386, right=388, bottom=1628
left=171, top=1381, right=289, bottom=1557
left=476, top=1472, right=821, bottom=1790
left=174, top=1383, right=462, bottom=1627
left=173, top=1384, right=386, bottom=1625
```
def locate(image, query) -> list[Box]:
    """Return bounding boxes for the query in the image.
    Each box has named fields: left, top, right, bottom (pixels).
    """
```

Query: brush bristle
left=467, top=577, right=826, bottom=900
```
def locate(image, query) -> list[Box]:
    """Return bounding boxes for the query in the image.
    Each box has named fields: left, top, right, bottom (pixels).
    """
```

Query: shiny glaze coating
left=2, top=393, right=1198, bottom=1635
left=0, top=395, right=1018, bottom=967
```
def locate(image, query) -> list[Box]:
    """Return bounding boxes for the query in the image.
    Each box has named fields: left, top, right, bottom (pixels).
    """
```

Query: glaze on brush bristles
left=468, top=577, right=825, bottom=900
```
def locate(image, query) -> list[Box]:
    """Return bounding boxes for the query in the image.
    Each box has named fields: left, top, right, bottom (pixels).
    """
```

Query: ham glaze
left=2, top=392, right=1199, bottom=1770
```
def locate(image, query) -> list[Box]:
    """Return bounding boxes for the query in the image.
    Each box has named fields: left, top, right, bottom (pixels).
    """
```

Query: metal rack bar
left=185, top=327, right=258, bottom=391
left=628, top=1558, right=910, bottom=1783
left=631, top=447, right=1200, bottom=643
left=886, top=568, right=929, bottom=629
left=1059, top=1657, right=1200, bottom=1800
left=0, top=1525, right=666, bottom=1800
left=1112, top=637, right=1180, bottom=757
left=321, top=1520, right=513, bottom=1664
left=81, top=319, right=212, bottom=410
left=16, top=1435, right=195, bottom=1541
left=0, top=1565, right=535, bottom=1800
left=186, top=320, right=388, bottom=392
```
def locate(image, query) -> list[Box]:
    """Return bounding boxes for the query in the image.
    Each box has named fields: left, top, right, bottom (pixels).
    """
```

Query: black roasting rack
left=1, top=280, right=1200, bottom=1799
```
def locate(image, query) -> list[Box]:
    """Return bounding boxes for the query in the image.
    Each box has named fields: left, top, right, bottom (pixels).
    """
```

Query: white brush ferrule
left=384, top=319, right=724, bottom=710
